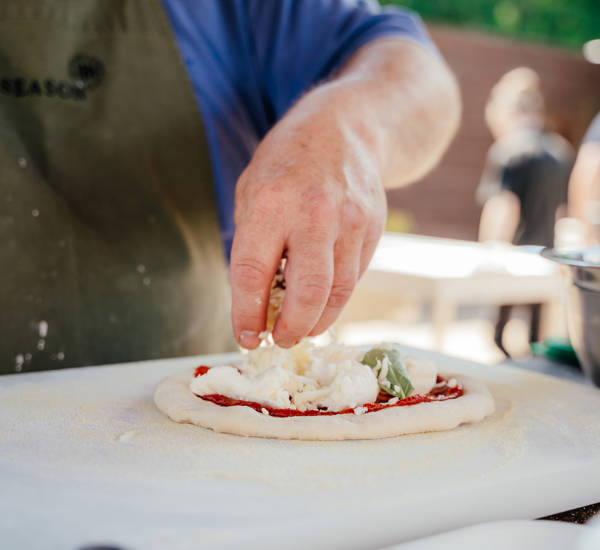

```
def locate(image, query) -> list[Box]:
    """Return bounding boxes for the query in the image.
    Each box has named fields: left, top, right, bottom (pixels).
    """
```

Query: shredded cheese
left=190, top=342, right=378, bottom=412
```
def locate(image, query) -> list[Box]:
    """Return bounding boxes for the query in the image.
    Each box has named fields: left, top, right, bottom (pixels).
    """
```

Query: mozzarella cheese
left=404, top=356, right=437, bottom=395
left=190, top=342, right=377, bottom=412
left=189, top=342, right=437, bottom=412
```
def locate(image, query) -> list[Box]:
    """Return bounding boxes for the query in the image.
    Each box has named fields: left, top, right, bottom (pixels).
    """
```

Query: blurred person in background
left=0, top=1, right=459, bottom=373
left=568, top=112, right=600, bottom=244
left=476, top=67, right=574, bottom=357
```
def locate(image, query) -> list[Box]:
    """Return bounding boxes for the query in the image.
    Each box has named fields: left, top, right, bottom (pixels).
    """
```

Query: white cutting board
left=1, top=349, right=600, bottom=550
left=387, top=520, right=600, bottom=550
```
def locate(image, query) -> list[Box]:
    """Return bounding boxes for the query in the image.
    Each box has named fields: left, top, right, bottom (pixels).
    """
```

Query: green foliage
left=381, top=0, right=600, bottom=50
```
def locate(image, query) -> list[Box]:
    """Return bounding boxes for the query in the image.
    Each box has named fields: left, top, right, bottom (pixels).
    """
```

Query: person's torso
left=497, top=130, right=574, bottom=246
left=0, top=0, right=236, bottom=374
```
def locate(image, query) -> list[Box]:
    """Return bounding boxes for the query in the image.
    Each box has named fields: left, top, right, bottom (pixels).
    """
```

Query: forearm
left=266, top=38, right=461, bottom=190
left=568, top=143, right=600, bottom=224
left=478, top=191, right=520, bottom=243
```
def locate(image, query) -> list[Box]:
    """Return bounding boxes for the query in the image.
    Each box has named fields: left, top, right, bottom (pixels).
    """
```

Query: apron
left=0, top=0, right=236, bottom=374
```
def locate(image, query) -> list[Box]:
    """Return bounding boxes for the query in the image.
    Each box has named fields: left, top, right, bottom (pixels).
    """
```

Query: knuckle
left=231, top=257, right=270, bottom=293
left=311, top=192, right=334, bottom=214
left=343, top=202, right=368, bottom=233
left=303, top=184, right=330, bottom=204
left=302, top=226, right=331, bottom=246
left=296, top=274, right=330, bottom=309
left=235, top=180, right=281, bottom=225
left=248, top=186, right=283, bottom=225
left=253, top=180, right=279, bottom=203
left=302, top=188, right=336, bottom=224
left=327, top=282, right=354, bottom=309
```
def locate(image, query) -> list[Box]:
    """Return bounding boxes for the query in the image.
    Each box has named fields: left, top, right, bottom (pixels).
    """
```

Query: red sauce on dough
left=192, top=366, right=463, bottom=417
left=194, top=366, right=212, bottom=377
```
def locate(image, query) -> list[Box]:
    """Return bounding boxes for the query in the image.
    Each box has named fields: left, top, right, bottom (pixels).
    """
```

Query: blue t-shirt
left=162, top=0, right=434, bottom=258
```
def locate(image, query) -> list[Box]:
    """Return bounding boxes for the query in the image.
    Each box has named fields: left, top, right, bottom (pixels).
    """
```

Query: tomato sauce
left=193, top=366, right=463, bottom=417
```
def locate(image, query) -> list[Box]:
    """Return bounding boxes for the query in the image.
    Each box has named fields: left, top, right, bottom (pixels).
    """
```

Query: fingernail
left=278, top=340, right=296, bottom=349
left=273, top=333, right=294, bottom=348
left=239, top=330, right=258, bottom=349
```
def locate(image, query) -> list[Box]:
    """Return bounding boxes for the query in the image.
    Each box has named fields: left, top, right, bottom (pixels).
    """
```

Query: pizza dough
left=154, top=268, right=492, bottom=440
left=154, top=368, right=495, bottom=441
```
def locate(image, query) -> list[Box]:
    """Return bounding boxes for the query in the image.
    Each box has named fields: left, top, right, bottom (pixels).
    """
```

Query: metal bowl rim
left=541, top=247, right=600, bottom=268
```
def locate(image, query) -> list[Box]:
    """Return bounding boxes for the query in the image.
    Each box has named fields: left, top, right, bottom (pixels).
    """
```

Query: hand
left=230, top=38, right=460, bottom=349
left=230, top=105, right=386, bottom=349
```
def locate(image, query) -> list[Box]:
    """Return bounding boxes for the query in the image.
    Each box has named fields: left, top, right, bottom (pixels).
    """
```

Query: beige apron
left=0, top=1, right=236, bottom=374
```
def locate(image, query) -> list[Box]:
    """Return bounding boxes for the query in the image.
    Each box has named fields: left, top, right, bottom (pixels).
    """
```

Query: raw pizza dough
left=154, top=369, right=495, bottom=440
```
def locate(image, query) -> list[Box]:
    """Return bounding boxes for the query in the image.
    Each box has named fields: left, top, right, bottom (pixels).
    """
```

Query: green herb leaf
left=361, top=347, right=414, bottom=399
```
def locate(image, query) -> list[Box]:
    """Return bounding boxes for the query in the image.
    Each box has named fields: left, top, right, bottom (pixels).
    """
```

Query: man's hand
left=230, top=39, right=460, bottom=349
left=231, top=109, right=386, bottom=349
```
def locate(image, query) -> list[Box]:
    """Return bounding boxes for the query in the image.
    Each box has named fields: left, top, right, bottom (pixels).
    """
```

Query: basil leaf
left=361, top=347, right=414, bottom=399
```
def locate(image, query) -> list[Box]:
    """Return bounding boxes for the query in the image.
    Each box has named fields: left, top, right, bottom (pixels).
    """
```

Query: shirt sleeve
left=582, top=112, right=600, bottom=144
left=247, top=0, right=437, bottom=121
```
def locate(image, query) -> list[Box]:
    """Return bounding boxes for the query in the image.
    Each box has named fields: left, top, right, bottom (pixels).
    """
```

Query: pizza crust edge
left=154, top=370, right=495, bottom=440
left=154, top=371, right=494, bottom=441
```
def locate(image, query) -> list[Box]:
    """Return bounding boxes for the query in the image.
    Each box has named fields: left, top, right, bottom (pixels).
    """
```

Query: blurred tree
left=382, top=0, right=600, bottom=50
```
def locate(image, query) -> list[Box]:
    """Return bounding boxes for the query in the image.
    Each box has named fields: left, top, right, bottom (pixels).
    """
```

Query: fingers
left=231, top=176, right=383, bottom=348
left=270, top=200, right=380, bottom=344
left=358, top=224, right=382, bottom=278
left=308, top=233, right=362, bottom=336
left=271, top=231, right=335, bottom=348
left=230, top=220, right=285, bottom=349
left=309, top=200, right=375, bottom=336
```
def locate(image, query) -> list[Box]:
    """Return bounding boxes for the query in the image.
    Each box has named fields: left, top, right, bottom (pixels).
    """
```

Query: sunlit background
left=337, top=1, right=600, bottom=364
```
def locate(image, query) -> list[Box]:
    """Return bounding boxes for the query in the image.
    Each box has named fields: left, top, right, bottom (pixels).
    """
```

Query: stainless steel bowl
left=542, top=246, right=600, bottom=386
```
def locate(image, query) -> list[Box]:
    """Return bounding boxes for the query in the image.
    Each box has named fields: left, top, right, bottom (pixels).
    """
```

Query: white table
left=361, top=234, right=561, bottom=349
left=2, top=349, right=600, bottom=550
